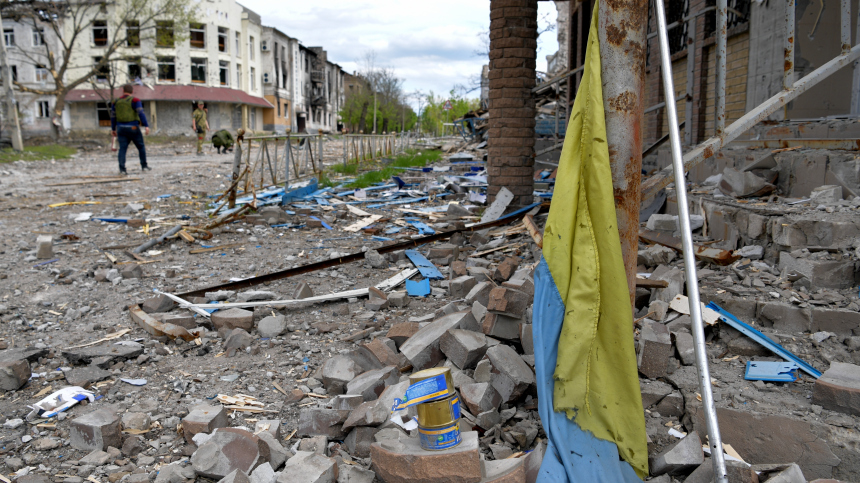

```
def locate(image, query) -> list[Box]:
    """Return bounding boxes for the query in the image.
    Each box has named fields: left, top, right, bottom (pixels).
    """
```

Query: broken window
left=93, top=57, right=109, bottom=83
left=235, top=32, right=240, bottom=56
left=32, top=27, right=44, bottom=46
left=249, top=36, right=255, bottom=61
left=4, top=29, right=15, bottom=47
left=704, top=0, right=750, bottom=37
left=220, top=60, right=229, bottom=86
left=35, top=64, right=49, bottom=83
left=218, top=27, right=228, bottom=53
left=93, top=20, right=107, bottom=46
left=191, top=58, right=206, bottom=83
left=1, top=65, right=18, bottom=84
left=37, top=100, right=49, bottom=118
left=250, top=66, right=255, bottom=90
left=157, top=56, right=175, bottom=81
left=127, top=57, right=141, bottom=80
left=190, top=23, right=205, bottom=49
left=96, top=102, right=111, bottom=126
left=156, top=21, right=174, bottom=47
left=126, top=20, right=140, bottom=47
left=236, top=64, right=241, bottom=89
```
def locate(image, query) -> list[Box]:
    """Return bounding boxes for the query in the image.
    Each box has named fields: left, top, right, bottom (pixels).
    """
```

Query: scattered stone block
left=280, top=452, right=337, bottom=483
left=649, top=431, right=703, bottom=476
left=254, top=419, right=282, bottom=439
left=451, top=260, right=467, bottom=276
left=472, top=301, right=488, bottom=326
left=493, top=257, right=520, bottom=282
left=344, top=426, right=378, bottom=458
left=70, top=408, right=122, bottom=451
left=640, top=380, right=674, bottom=408
left=142, top=294, right=173, bottom=314
left=400, top=311, right=478, bottom=370
left=297, top=409, right=350, bottom=439
left=370, top=432, right=481, bottom=483
left=460, top=382, right=502, bottom=415
left=481, top=313, right=522, bottom=340
left=638, top=321, right=672, bottom=379
left=482, top=458, right=526, bottom=483
left=182, top=405, right=228, bottom=443
left=120, top=264, right=143, bottom=279
left=813, top=362, right=860, bottom=416
left=520, top=324, right=533, bottom=355
left=162, top=313, right=196, bottom=329
left=121, top=412, right=150, bottom=431
left=0, top=359, right=30, bottom=391
left=685, top=460, right=759, bottom=483
left=654, top=391, right=684, bottom=418
left=474, top=358, right=492, bottom=383
left=811, top=307, right=860, bottom=336
left=465, top=282, right=492, bottom=307
left=79, top=449, right=111, bottom=466
left=362, top=339, right=408, bottom=371
left=649, top=266, right=685, bottom=304
left=736, top=245, right=764, bottom=260
left=346, top=366, right=399, bottom=401
left=779, top=251, right=857, bottom=290
left=757, top=302, right=812, bottom=333
left=649, top=300, right=669, bottom=322
left=748, top=463, right=804, bottom=483
left=487, top=287, right=529, bottom=318
left=386, top=322, right=420, bottom=349
left=485, top=345, right=535, bottom=402
left=237, top=291, right=277, bottom=302
left=336, top=464, right=375, bottom=483
left=441, top=329, right=488, bottom=370
left=206, top=290, right=236, bottom=302
left=646, top=214, right=679, bottom=232
left=342, top=400, right=388, bottom=431
left=388, top=292, right=410, bottom=307
left=298, top=435, right=328, bottom=455
left=249, top=463, right=277, bottom=483
left=294, top=282, right=314, bottom=300
left=62, top=343, right=142, bottom=367
left=727, top=336, right=769, bottom=357
left=502, top=277, right=534, bottom=298
left=365, top=249, right=388, bottom=269
left=211, top=308, right=254, bottom=331
left=321, top=355, right=360, bottom=395
left=224, top=328, right=253, bottom=356
left=191, top=428, right=268, bottom=480
left=810, top=184, right=842, bottom=203
left=257, top=431, right=289, bottom=469
left=450, top=275, right=477, bottom=299
left=673, top=332, right=696, bottom=366
left=36, top=235, right=53, bottom=259
left=638, top=244, right=676, bottom=266
left=257, top=315, right=287, bottom=338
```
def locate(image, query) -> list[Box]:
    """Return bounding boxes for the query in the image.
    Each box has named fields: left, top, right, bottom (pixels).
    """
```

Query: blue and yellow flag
left=532, top=4, right=648, bottom=481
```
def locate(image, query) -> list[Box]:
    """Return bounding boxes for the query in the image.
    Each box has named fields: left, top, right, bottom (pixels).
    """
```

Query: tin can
left=418, top=421, right=461, bottom=450
left=409, top=367, right=455, bottom=398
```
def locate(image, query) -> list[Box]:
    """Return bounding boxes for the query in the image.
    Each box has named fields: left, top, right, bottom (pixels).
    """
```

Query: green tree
left=420, top=90, right=480, bottom=136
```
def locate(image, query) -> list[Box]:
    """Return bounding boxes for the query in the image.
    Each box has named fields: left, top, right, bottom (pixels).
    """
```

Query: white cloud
left=236, top=0, right=558, bottom=108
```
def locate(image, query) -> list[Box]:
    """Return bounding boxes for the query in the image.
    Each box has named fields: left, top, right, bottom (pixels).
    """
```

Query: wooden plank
left=522, top=215, right=543, bottom=248
left=342, top=215, right=382, bottom=232
left=635, top=277, right=669, bottom=289
left=177, top=230, right=195, bottom=242
left=639, top=229, right=740, bottom=266
left=346, top=204, right=372, bottom=217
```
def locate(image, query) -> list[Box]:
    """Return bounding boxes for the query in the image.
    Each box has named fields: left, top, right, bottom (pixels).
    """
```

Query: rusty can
left=416, top=394, right=462, bottom=450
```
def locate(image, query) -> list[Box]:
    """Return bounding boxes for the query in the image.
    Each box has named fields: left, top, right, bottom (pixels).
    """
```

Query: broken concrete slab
left=370, top=432, right=482, bottom=483
left=191, top=428, right=269, bottom=480
left=183, top=404, right=229, bottom=443
left=70, top=408, right=122, bottom=451
left=649, top=431, right=704, bottom=476
left=142, top=294, right=174, bottom=313
left=0, top=359, right=30, bottom=391
left=399, top=311, right=478, bottom=371
left=813, top=362, right=860, bottom=416
left=211, top=308, right=255, bottom=331
left=297, top=409, right=350, bottom=440
left=460, top=382, right=502, bottom=415
left=346, top=366, right=399, bottom=401
left=638, top=321, right=672, bottom=379
left=279, top=451, right=337, bottom=483
left=440, top=329, right=488, bottom=370
left=485, top=344, right=535, bottom=402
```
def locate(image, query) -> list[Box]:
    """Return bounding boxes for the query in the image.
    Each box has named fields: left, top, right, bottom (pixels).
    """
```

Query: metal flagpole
left=653, top=0, right=728, bottom=481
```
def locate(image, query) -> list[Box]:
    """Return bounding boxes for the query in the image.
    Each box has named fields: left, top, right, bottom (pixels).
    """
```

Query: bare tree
left=4, top=0, right=198, bottom=138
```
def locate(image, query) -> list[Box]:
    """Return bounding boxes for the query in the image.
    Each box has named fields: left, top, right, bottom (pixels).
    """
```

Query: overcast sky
left=236, top=0, right=559, bottom=109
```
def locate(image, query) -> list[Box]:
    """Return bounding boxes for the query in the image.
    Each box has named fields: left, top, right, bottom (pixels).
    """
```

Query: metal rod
left=284, top=134, right=291, bottom=185
left=228, top=141, right=242, bottom=209
left=654, top=0, right=728, bottom=481
left=716, top=0, right=727, bottom=137
left=685, top=16, right=697, bottom=145
left=785, top=0, right=796, bottom=89
left=643, top=43, right=860, bottom=200
left=842, top=0, right=852, bottom=54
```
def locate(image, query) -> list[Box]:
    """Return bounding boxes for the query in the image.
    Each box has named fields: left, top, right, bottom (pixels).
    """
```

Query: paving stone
left=450, top=276, right=478, bottom=299
left=294, top=283, right=314, bottom=299
left=467, top=267, right=492, bottom=282
left=485, top=345, right=535, bottom=402
left=471, top=301, right=488, bottom=326
left=346, top=366, right=399, bottom=401
left=279, top=452, right=337, bottom=483
left=673, top=332, right=696, bottom=366
left=685, top=460, right=759, bottom=483
left=502, top=276, right=534, bottom=298
left=370, top=432, right=481, bottom=483
left=120, top=264, right=143, bottom=279
left=638, top=321, right=672, bottom=379
left=224, top=328, right=253, bottom=356
left=640, top=379, right=674, bottom=408
left=465, top=281, right=493, bottom=307
left=460, top=382, right=502, bottom=415
left=482, top=313, right=522, bottom=340
left=649, top=431, right=703, bottom=476
left=70, top=408, right=122, bottom=451
left=362, top=339, right=409, bottom=371
left=344, top=426, right=378, bottom=458
left=297, top=409, right=350, bottom=439
left=257, top=431, right=289, bottom=469
left=298, top=435, right=328, bottom=455
left=336, top=464, right=375, bottom=483
left=121, top=412, right=150, bottom=431
left=441, top=329, right=488, bottom=370
left=386, top=322, right=420, bottom=349
left=183, top=405, right=229, bottom=443
left=400, top=311, right=479, bottom=370
left=487, top=287, right=529, bottom=318
left=237, top=291, right=277, bottom=302
left=493, top=257, right=520, bottom=282
left=321, top=355, right=360, bottom=395
left=191, top=428, right=268, bottom=480
left=813, top=362, right=860, bottom=416
left=0, top=359, right=29, bottom=391
left=451, top=260, right=468, bottom=277
left=142, top=294, right=174, bottom=314
left=811, top=307, right=860, bottom=336
left=211, top=308, right=254, bottom=331
left=36, top=235, right=53, bottom=259
left=257, top=316, right=287, bottom=338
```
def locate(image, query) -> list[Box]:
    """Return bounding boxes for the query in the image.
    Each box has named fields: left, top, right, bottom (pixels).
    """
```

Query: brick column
left=488, top=0, right=538, bottom=208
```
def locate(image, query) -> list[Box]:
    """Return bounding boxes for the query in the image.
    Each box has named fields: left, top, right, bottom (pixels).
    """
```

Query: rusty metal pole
left=598, top=0, right=648, bottom=307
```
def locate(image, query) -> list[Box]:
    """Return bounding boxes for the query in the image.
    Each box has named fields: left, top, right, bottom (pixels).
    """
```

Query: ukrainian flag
left=532, top=4, right=648, bottom=481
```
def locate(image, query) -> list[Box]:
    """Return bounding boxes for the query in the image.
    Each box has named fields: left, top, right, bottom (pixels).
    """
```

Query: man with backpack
left=110, top=84, right=150, bottom=174
left=192, top=101, right=209, bottom=155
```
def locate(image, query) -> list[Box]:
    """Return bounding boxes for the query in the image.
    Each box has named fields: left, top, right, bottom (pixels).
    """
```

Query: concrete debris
left=649, top=431, right=704, bottom=476
left=191, top=428, right=269, bottom=479
left=813, top=362, right=860, bottom=416
left=281, top=451, right=337, bottom=483
left=69, top=408, right=122, bottom=451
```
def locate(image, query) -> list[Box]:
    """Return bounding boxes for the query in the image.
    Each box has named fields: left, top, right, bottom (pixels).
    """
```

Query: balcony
left=311, top=95, right=326, bottom=107
left=311, top=70, right=324, bottom=84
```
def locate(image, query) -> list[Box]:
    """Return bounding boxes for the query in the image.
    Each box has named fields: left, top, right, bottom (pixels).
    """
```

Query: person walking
left=192, top=102, right=209, bottom=156
left=110, top=84, right=150, bottom=174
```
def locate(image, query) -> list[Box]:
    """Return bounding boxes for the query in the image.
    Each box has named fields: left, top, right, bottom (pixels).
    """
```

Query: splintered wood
left=216, top=394, right=266, bottom=412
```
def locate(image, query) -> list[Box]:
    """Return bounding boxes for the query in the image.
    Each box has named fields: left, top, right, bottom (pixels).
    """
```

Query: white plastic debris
left=120, top=378, right=147, bottom=386
left=26, top=386, right=95, bottom=420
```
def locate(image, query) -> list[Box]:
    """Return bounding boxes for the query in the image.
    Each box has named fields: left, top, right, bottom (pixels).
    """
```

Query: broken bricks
left=370, top=431, right=482, bottom=483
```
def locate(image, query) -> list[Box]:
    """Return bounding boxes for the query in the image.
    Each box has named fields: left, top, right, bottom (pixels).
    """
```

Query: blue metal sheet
left=281, top=179, right=318, bottom=204
left=406, top=220, right=436, bottom=235
left=309, top=216, right=332, bottom=230
left=406, top=278, right=431, bottom=297
left=708, top=302, right=822, bottom=378
left=404, top=250, right=444, bottom=280
left=745, top=361, right=799, bottom=382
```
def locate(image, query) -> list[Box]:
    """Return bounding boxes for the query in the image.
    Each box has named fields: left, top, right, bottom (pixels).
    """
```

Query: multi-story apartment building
left=64, top=1, right=269, bottom=135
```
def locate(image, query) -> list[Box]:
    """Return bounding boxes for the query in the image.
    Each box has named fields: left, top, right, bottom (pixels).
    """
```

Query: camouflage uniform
left=192, top=108, right=208, bottom=154
left=211, top=130, right=234, bottom=154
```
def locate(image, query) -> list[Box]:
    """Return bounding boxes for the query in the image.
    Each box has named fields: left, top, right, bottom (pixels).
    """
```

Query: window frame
left=93, top=20, right=108, bottom=47
left=236, top=64, right=242, bottom=89
left=219, top=60, right=229, bottom=86
left=96, top=102, right=111, bottom=127
left=3, top=28, right=15, bottom=47
left=249, top=36, right=255, bottom=60
left=189, top=22, right=205, bottom=49
left=156, top=21, right=174, bottom=48
left=126, top=20, right=140, bottom=48
left=37, top=100, right=50, bottom=118
left=250, top=66, right=255, bottom=90
left=35, top=64, right=49, bottom=83
left=190, top=57, right=207, bottom=84
left=127, top=57, right=141, bottom=80
left=218, top=27, right=228, bottom=53
left=32, top=27, right=44, bottom=47
left=235, top=32, right=240, bottom=57
left=157, top=56, right=176, bottom=82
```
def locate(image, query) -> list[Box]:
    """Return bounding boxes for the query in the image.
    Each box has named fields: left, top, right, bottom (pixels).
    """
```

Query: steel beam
left=785, top=0, right=795, bottom=89
left=598, top=0, right=648, bottom=306
left=643, top=43, right=860, bottom=201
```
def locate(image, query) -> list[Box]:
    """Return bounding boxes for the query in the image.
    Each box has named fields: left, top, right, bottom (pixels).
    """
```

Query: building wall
left=68, top=100, right=243, bottom=135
